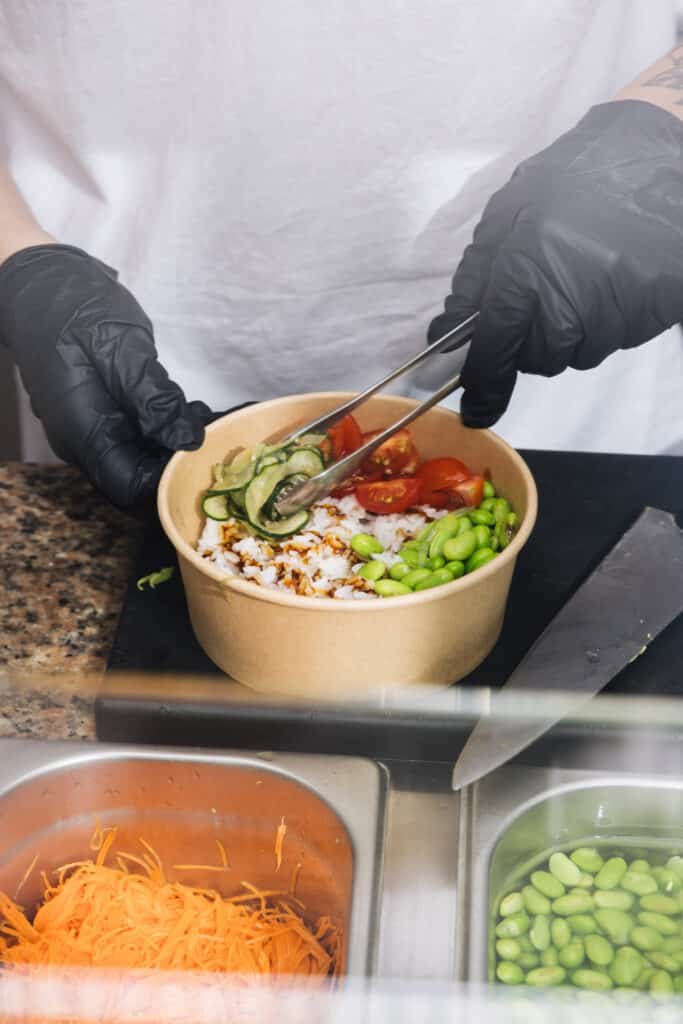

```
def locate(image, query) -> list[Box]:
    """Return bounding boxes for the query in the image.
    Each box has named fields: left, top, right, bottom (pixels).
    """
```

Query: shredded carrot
left=0, top=828, right=342, bottom=981
left=289, top=862, right=302, bottom=900
left=13, top=853, right=38, bottom=901
left=216, top=838, right=230, bottom=868
left=274, top=816, right=287, bottom=872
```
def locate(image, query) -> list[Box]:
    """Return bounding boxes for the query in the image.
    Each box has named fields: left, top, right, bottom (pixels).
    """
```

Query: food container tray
left=457, top=763, right=683, bottom=983
left=0, top=739, right=388, bottom=976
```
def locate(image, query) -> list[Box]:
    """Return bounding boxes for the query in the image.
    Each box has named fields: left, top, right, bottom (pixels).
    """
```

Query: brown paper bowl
left=158, top=393, right=537, bottom=699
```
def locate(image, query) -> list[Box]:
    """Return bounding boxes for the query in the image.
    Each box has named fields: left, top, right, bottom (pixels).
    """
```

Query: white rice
left=197, top=495, right=447, bottom=600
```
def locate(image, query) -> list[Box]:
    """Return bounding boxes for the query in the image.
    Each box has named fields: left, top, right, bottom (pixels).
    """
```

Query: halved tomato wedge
left=415, top=457, right=472, bottom=508
left=361, top=428, right=420, bottom=477
left=452, top=474, right=485, bottom=508
left=327, top=414, right=363, bottom=460
left=330, top=469, right=382, bottom=499
left=355, top=477, right=422, bottom=515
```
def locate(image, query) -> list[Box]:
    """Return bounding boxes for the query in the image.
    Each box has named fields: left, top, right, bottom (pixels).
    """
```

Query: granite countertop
left=0, top=463, right=142, bottom=740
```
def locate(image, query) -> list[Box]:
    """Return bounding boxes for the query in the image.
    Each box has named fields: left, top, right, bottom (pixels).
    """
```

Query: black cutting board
left=99, top=450, right=683, bottom=762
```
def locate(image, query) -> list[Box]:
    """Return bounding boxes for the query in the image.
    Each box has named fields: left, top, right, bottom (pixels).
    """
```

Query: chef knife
left=451, top=506, right=683, bottom=790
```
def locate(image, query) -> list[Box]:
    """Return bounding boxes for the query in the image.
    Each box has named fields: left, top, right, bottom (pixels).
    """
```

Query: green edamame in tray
left=494, top=845, right=683, bottom=998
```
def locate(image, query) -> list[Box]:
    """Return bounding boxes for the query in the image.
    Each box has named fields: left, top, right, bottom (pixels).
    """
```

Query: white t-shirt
left=1, top=0, right=680, bottom=459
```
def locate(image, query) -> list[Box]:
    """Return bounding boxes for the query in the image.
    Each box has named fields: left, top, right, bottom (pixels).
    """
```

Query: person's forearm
left=617, top=45, right=683, bottom=120
left=0, top=164, right=54, bottom=264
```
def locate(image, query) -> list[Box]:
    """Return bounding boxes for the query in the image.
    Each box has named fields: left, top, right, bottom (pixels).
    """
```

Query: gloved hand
left=0, top=244, right=212, bottom=508
left=429, top=100, right=683, bottom=427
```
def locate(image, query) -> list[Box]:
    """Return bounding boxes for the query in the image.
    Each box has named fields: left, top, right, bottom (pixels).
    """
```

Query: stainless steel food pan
left=457, top=764, right=683, bottom=982
left=0, top=739, right=388, bottom=975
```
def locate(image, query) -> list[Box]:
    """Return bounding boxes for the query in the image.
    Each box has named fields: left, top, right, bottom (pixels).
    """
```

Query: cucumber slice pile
left=202, top=437, right=328, bottom=538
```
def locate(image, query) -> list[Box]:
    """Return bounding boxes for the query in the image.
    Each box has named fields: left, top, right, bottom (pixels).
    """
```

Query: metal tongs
left=273, top=312, right=479, bottom=517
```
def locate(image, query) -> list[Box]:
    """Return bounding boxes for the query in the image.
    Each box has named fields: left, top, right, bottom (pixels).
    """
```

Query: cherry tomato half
left=361, top=428, right=420, bottom=477
left=327, top=414, right=363, bottom=460
left=415, top=457, right=471, bottom=507
left=355, top=476, right=422, bottom=515
left=452, top=474, right=485, bottom=508
left=330, top=470, right=382, bottom=499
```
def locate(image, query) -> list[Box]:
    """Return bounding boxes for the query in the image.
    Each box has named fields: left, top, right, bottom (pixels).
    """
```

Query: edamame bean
left=570, top=848, right=604, bottom=874
left=567, top=914, right=600, bottom=936
left=530, top=915, right=551, bottom=951
left=530, top=871, right=565, bottom=900
left=652, top=868, right=682, bottom=894
left=571, top=969, right=613, bottom=991
left=585, top=934, right=614, bottom=967
left=496, top=939, right=522, bottom=961
left=465, top=547, right=496, bottom=573
left=650, top=970, right=674, bottom=997
left=492, top=498, right=511, bottom=525
left=373, top=579, right=412, bottom=598
left=445, top=560, right=465, bottom=579
left=674, top=976, right=683, bottom=994
left=523, top=886, right=551, bottom=915
left=496, top=912, right=531, bottom=939
left=473, top=524, right=491, bottom=548
left=496, top=522, right=510, bottom=550
left=350, top=533, right=383, bottom=558
left=594, top=857, right=627, bottom=891
left=500, top=892, right=525, bottom=917
left=638, top=912, right=679, bottom=936
left=672, top=949, right=683, bottom=966
left=483, top=480, right=496, bottom=499
left=661, top=936, right=683, bottom=954
left=456, top=515, right=473, bottom=534
left=400, top=568, right=432, bottom=589
left=518, top=952, right=541, bottom=969
left=635, top=966, right=656, bottom=990
left=389, top=561, right=411, bottom=582
left=414, top=567, right=455, bottom=591
left=541, top=947, right=559, bottom=967
left=518, top=935, right=534, bottom=953
left=507, top=512, right=520, bottom=529
left=629, top=859, right=651, bottom=873
left=428, top=522, right=459, bottom=558
left=496, top=962, right=524, bottom=985
left=442, top=531, right=478, bottom=562
left=470, top=508, right=495, bottom=526
left=647, top=952, right=680, bottom=973
left=417, top=522, right=436, bottom=544
left=576, top=873, right=594, bottom=889
left=665, top=856, right=683, bottom=880
left=551, top=918, right=571, bottom=948
left=356, top=560, right=386, bottom=581
left=610, top=946, right=645, bottom=987
left=401, top=539, right=421, bottom=551
left=399, top=546, right=421, bottom=568
left=559, top=940, right=585, bottom=969
left=490, top=534, right=500, bottom=552
left=621, top=870, right=658, bottom=896
left=640, top=894, right=680, bottom=915
left=594, top=909, right=633, bottom=945
left=631, top=926, right=664, bottom=952
left=594, top=890, right=634, bottom=911
left=526, top=967, right=566, bottom=987
left=424, top=555, right=446, bottom=571
left=549, top=852, right=582, bottom=887
left=552, top=891, right=593, bottom=916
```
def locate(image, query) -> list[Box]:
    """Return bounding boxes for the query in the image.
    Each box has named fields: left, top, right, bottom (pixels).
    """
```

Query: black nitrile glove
left=0, top=245, right=212, bottom=508
left=429, top=100, right=683, bottom=428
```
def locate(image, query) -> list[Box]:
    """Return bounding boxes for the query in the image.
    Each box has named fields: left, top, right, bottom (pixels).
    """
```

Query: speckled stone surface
left=0, top=463, right=142, bottom=739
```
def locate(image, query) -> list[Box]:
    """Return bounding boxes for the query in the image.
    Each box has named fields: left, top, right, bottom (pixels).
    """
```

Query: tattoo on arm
left=642, top=47, right=683, bottom=105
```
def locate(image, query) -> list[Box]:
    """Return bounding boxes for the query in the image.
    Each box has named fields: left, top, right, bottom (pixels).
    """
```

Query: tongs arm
left=274, top=313, right=478, bottom=516
left=282, top=312, right=478, bottom=443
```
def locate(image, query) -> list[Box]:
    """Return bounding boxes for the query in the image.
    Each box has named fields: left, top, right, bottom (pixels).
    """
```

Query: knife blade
left=451, top=507, right=683, bottom=790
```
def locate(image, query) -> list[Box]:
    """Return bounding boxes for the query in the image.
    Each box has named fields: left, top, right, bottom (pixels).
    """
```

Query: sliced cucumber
left=256, top=509, right=310, bottom=538
left=263, top=473, right=309, bottom=520
left=211, top=447, right=257, bottom=492
left=202, top=494, right=232, bottom=520
left=297, top=432, right=328, bottom=448
left=245, top=463, right=290, bottom=526
left=285, top=447, right=324, bottom=477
